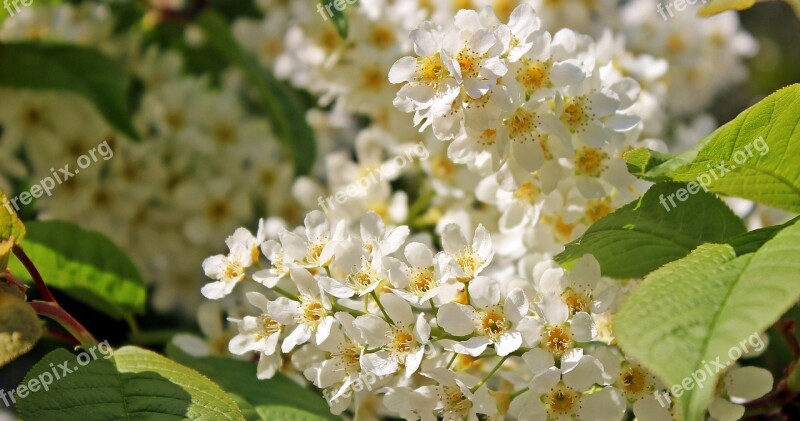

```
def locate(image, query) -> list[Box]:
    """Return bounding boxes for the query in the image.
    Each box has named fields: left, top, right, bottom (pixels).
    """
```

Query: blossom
left=437, top=277, right=540, bottom=357
left=269, top=268, right=337, bottom=352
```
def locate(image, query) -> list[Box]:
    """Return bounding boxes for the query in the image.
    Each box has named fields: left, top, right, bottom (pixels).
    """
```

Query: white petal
left=282, top=325, right=311, bottom=353
left=381, top=292, right=415, bottom=325
left=354, top=315, right=392, bottom=348
left=570, top=312, right=597, bottom=342
left=437, top=302, right=475, bottom=336
left=315, top=316, right=335, bottom=345
left=361, top=351, right=399, bottom=376
left=578, top=387, right=626, bottom=421
left=495, top=332, right=523, bottom=356
left=468, top=276, right=501, bottom=308
left=504, top=288, right=529, bottom=322
left=522, top=348, right=555, bottom=376
left=726, top=366, right=773, bottom=401
left=453, top=337, right=492, bottom=356
left=389, top=56, right=418, bottom=84
left=563, top=355, right=604, bottom=390
left=268, top=297, right=301, bottom=325
left=708, top=397, right=745, bottom=421
left=319, top=276, right=355, bottom=298
left=405, top=242, right=434, bottom=268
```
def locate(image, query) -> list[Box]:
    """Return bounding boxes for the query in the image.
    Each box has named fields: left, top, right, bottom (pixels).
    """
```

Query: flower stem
left=31, top=301, right=98, bottom=349
left=13, top=245, right=56, bottom=302
left=509, top=387, right=529, bottom=400
left=470, top=355, right=509, bottom=393
left=273, top=286, right=301, bottom=301
left=446, top=352, right=458, bottom=369
left=371, top=291, right=394, bottom=325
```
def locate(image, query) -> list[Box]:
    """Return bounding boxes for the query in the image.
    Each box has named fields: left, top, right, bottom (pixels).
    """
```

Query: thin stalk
left=371, top=291, right=394, bottom=325
left=13, top=245, right=56, bottom=302
left=470, top=355, right=509, bottom=393
left=31, top=301, right=98, bottom=349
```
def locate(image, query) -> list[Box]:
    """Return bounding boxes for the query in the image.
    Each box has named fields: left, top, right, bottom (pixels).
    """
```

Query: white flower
left=354, top=292, right=431, bottom=377
left=441, top=9, right=507, bottom=99
left=440, top=223, right=494, bottom=280
left=389, top=22, right=460, bottom=132
left=709, top=366, right=773, bottom=421
left=535, top=294, right=597, bottom=358
left=326, top=240, right=386, bottom=297
left=437, top=277, right=541, bottom=357
left=228, top=292, right=284, bottom=379
left=279, top=210, right=344, bottom=268
left=536, top=254, right=618, bottom=315
left=269, top=268, right=336, bottom=352
left=384, top=242, right=457, bottom=305
left=200, top=234, right=254, bottom=299
left=304, top=312, right=367, bottom=402
left=418, top=368, right=498, bottom=420
left=510, top=348, right=626, bottom=420
left=358, top=211, right=410, bottom=255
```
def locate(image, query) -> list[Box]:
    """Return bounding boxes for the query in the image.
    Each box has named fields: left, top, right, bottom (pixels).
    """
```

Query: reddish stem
left=13, top=244, right=56, bottom=302
left=31, top=301, right=98, bottom=349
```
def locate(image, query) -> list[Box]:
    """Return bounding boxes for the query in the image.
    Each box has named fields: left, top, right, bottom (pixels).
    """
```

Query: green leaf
left=196, top=11, right=316, bottom=176
left=320, top=0, right=351, bottom=38
left=9, top=221, right=145, bottom=319
left=17, top=346, right=245, bottom=420
left=725, top=216, right=800, bottom=255
left=555, top=182, right=746, bottom=278
left=0, top=294, right=41, bottom=368
left=0, top=42, right=139, bottom=140
left=167, top=343, right=336, bottom=421
left=0, top=189, right=25, bottom=270
left=624, top=85, right=800, bottom=212
left=615, top=219, right=800, bottom=420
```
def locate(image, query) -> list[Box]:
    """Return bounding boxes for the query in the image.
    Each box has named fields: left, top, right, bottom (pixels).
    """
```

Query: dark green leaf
left=555, top=182, right=746, bottom=278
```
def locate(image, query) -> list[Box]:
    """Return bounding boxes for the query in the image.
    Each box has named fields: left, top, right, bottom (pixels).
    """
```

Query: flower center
left=545, top=384, right=580, bottom=416
left=300, top=299, right=327, bottom=329
left=517, top=59, right=551, bottom=97
left=514, top=181, right=540, bottom=203
left=442, top=386, right=472, bottom=415
left=409, top=267, right=435, bottom=296
left=480, top=310, right=508, bottom=339
left=574, top=146, right=609, bottom=177
left=419, top=54, right=447, bottom=84
left=456, top=47, right=481, bottom=79
left=456, top=247, right=482, bottom=278
left=542, top=324, right=573, bottom=357
left=478, top=128, right=497, bottom=146
left=388, top=329, right=415, bottom=356
left=258, top=315, right=282, bottom=338
left=561, top=288, right=591, bottom=314
left=505, top=108, right=540, bottom=144
left=620, top=364, right=651, bottom=400
left=223, top=259, right=245, bottom=282
left=560, top=96, right=592, bottom=132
